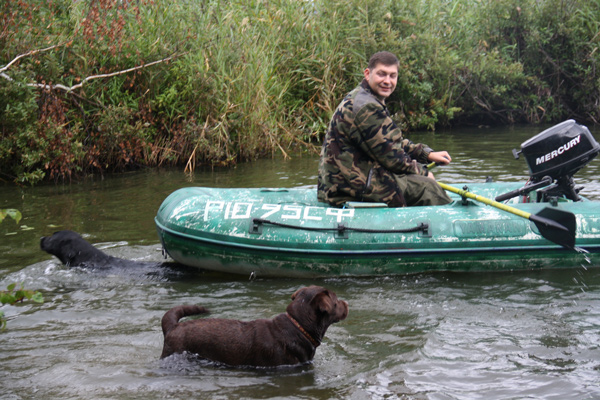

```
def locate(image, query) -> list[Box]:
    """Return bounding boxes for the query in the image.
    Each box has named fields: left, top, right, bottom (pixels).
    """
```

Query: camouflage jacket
left=317, top=80, right=433, bottom=207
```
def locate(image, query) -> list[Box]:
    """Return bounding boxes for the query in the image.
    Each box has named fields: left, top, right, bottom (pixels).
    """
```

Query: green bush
left=0, top=282, right=44, bottom=331
left=1, top=0, right=600, bottom=183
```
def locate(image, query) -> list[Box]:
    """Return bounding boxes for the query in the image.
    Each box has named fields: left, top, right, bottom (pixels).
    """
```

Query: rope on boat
left=250, top=218, right=429, bottom=236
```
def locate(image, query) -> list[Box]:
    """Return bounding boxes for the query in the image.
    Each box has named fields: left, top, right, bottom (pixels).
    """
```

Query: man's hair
left=368, top=51, right=399, bottom=69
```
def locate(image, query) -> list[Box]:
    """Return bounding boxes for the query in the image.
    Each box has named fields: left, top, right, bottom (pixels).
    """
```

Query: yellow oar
left=426, top=162, right=576, bottom=249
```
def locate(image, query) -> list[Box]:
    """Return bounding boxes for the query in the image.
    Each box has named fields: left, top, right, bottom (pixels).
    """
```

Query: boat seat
left=344, top=201, right=388, bottom=209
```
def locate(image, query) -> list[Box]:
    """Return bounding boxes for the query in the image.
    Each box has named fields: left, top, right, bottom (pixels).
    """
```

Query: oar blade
left=529, top=208, right=577, bottom=249
left=438, top=180, right=578, bottom=251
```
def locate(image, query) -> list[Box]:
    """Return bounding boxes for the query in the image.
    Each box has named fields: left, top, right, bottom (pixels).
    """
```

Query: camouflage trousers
left=396, top=174, right=452, bottom=206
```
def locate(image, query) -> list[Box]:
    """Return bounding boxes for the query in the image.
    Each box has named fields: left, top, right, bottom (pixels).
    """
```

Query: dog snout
left=332, top=299, right=349, bottom=322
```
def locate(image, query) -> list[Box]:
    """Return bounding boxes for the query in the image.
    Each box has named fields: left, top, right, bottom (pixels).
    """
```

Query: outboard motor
left=496, top=120, right=600, bottom=203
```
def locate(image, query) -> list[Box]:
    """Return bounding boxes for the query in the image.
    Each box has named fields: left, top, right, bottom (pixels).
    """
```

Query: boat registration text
left=203, top=201, right=355, bottom=223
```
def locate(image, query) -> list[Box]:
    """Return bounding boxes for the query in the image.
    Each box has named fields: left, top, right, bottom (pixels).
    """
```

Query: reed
left=1, top=0, right=599, bottom=183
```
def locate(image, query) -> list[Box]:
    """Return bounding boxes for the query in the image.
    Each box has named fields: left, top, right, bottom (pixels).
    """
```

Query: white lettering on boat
left=202, top=201, right=355, bottom=222
left=260, top=204, right=280, bottom=219
left=231, top=202, right=253, bottom=219
left=204, top=201, right=225, bottom=221
left=535, top=135, right=581, bottom=165
left=303, top=206, right=322, bottom=221
left=326, top=208, right=355, bottom=223
left=282, top=205, right=302, bottom=219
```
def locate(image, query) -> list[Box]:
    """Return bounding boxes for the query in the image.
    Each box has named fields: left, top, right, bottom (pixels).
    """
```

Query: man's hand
left=428, top=151, right=452, bottom=165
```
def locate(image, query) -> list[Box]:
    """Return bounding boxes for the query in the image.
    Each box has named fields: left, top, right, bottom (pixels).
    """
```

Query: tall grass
left=1, top=0, right=600, bottom=183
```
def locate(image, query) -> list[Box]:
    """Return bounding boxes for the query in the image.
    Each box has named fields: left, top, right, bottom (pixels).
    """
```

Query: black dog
left=160, top=285, right=349, bottom=367
left=41, top=230, right=161, bottom=269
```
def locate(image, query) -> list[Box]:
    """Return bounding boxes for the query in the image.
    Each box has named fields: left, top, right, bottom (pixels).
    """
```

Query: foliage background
left=2, top=0, right=600, bottom=183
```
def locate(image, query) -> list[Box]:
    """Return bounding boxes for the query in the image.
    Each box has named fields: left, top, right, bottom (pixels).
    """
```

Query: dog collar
left=286, top=313, right=320, bottom=348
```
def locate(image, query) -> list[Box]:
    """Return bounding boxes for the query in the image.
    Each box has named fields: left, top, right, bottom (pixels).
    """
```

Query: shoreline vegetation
left=1, top=0, right=599, bottom=184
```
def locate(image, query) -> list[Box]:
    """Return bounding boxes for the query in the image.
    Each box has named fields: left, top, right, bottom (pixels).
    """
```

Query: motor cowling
left=497, top=120, right=600, bottom=202
left=515, top=119, right=600, bottom=182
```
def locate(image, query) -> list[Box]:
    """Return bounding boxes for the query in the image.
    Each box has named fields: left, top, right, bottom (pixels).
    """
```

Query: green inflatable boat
left=155, top=120, right=600, bottom=278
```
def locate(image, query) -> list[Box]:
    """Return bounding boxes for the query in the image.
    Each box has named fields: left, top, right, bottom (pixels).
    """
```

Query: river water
left=1, top=125, right=599, bottom=399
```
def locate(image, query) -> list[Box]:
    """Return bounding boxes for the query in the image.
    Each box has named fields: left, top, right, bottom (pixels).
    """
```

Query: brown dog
left=160, top=285, right=348, bottom=367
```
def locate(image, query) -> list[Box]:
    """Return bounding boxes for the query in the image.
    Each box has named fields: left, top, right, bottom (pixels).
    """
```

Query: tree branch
left=60, top=55, right=177, bottom=92
left=1, top=43, right=179, bottom=92
left=0, top=43, right=66, bottom=74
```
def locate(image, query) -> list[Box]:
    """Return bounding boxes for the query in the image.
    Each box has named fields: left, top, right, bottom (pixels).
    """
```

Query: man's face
left=364, top=63, right=398, bottom=99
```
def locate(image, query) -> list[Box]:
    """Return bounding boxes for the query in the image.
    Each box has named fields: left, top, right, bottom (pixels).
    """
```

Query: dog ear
left=291, top=287, right=304, bottom=301
left=311, top=290, right=335, bottom=314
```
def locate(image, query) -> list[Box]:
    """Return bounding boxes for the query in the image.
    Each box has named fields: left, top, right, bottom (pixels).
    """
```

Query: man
left=317, top=51, right=452, bottom=207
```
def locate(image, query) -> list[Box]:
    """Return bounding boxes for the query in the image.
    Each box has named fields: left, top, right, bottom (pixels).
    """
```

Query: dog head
left=40, top=230, right=105, bottom=267
left=287, top=286, right=348, bottom=334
